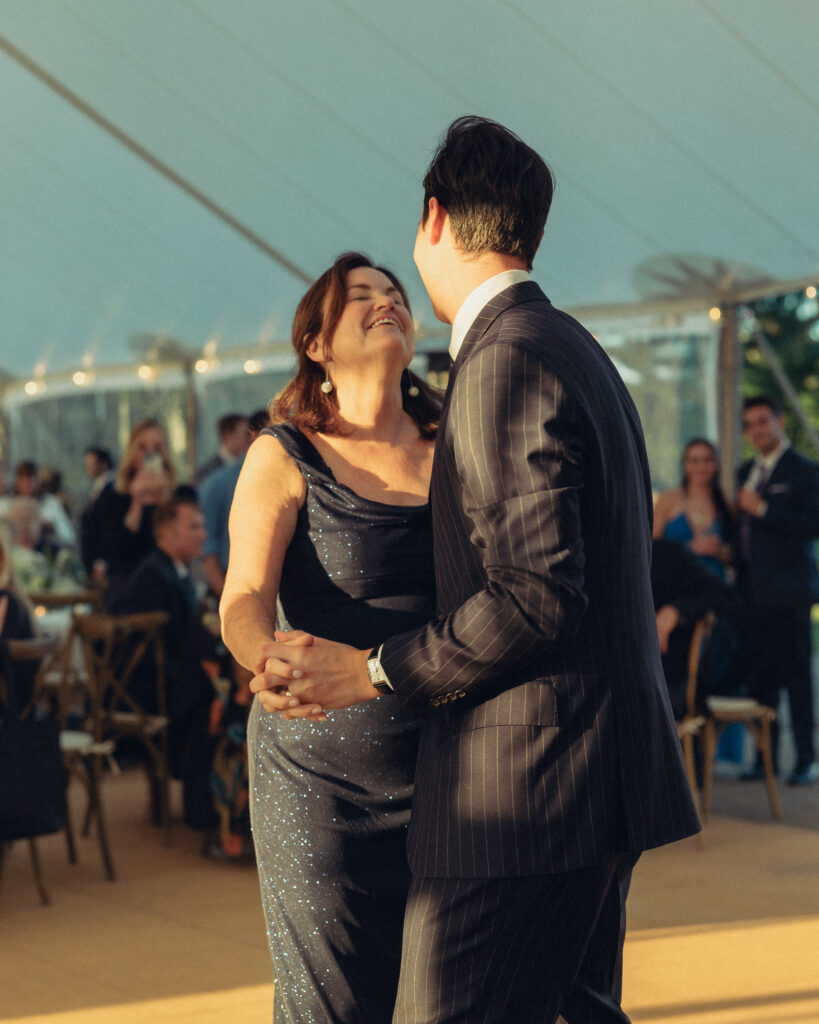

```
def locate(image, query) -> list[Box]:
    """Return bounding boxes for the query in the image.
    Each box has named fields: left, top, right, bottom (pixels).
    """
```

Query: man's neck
left=440, top=253, right=529, bottom=324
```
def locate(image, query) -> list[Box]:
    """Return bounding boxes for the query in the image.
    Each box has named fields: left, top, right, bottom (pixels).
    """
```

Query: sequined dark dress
left=247, top=423, right=435, bottom=1024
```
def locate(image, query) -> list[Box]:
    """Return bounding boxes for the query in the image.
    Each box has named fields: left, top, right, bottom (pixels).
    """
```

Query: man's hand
left=250, top=632, right=376, bottom=719
left=738, top=486, right=765, bottom=517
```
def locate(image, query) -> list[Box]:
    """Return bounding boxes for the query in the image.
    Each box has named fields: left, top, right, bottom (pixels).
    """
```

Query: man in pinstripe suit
left=253, top=117, right=700, bottom=1022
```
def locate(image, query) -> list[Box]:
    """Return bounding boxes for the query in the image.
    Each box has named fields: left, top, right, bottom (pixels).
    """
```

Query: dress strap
left=261, top=423, right=335, bottom=479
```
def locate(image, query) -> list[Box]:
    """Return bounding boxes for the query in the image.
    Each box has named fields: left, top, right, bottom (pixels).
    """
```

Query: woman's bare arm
left=220, top=434, right=306, bottom=672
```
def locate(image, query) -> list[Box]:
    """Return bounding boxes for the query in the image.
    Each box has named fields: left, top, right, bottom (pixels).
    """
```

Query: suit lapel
left=451, top=280, right=548, bottom=376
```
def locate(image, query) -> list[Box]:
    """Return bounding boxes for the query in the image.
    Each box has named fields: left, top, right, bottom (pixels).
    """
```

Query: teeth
left=370, top=317, right=398, bottom=328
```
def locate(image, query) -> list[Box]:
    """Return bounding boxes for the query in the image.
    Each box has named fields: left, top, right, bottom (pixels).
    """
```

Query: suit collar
left=451, top=279, right=549, bottom=374
left=449, top=269, right=532, bottom=359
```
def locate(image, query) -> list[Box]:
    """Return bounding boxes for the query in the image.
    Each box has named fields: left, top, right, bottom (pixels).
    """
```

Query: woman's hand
left=129, top=467, right=171, bottom=505
left=252, top=631, right=328, bottom=720
left=689, top=533, right=721, bottom=557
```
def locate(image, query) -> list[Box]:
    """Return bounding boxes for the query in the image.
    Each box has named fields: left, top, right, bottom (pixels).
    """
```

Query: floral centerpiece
left=11, top=545, right=86, bottom=594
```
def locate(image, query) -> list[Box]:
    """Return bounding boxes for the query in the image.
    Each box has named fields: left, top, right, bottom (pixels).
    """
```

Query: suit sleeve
left=761, top=459, right=819, bottom=539
left=381, top=341, right=588, bottom=714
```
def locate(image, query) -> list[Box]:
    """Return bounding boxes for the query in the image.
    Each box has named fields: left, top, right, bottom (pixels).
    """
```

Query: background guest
left=651, top=538, right=733, bottom=720
left=737, top=394, right=819, bottom=786
left=194, top=413, right=251, bottom=487
left=108, top=495, right=221, bottom=832
left=199, top=408, right=269, bottom=598
left=94, top=419, right=176, bottom=590
left=79, top=447, right=115, bottom=577
left=0, top=460, right=76, bottom=549
left=654, top=438, right=735, bottom=580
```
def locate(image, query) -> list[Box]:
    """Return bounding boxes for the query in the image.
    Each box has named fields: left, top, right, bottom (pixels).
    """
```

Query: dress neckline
left=269, top=423, right=430, bottom=513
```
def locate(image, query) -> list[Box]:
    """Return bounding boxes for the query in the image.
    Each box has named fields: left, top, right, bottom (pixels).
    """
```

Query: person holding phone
left=93, top=418, right=178, bottom=591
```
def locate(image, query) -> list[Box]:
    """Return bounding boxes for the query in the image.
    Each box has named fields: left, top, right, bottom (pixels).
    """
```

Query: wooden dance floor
left=2, top=758, right=819, bottom=1024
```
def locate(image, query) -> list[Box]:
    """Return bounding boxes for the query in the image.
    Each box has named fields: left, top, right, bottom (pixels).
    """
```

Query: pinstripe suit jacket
left=381, top=282, right=700, bottom=878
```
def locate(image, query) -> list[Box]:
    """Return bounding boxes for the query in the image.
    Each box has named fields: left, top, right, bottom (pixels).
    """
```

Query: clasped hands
left=249, top=631, right=376, bottom=720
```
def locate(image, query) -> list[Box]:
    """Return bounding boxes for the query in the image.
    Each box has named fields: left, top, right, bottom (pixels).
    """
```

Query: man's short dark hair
left=218, top=413, right=247, bottom=437
left=85, top=447, right=113, bottom=469
left=152, top=495, right=199, bottom=538
left=15, top=460, right=37, bottom=478
left=743, top=394, right=782, bottom=417
left=422, top=115, right=554, bottom=269
left=248, top=408, right=270, bottom=437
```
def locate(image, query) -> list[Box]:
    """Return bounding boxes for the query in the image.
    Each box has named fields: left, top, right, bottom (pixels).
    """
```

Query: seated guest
left=0, top=523, right=35, bottom=640
left=0, top=523, right=36, bottom=706
left=108, top=495, right=220, bottom=831
left=194, top=413, right=251, bottom=486
left=0, top=460, right=76, bottom=549
left=651, top=538, right=734, bottom=719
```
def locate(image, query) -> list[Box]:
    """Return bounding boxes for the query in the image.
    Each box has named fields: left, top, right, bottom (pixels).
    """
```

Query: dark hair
left=680, top=438, right=735, bottom=547
left=85, top=447, right=113, bottom=469
left=15, top=460, right=37, bottom=478
left=421, top=115, right=554, bottom=269
left=217, top=413, right=247, bottom=437
left=743, top=394, right=782, bottom=416
left=247, top=408, right=270, bottom=437
left=152, top=495, right=199, bottom=538
left=273, top=252, right=440, bottom=439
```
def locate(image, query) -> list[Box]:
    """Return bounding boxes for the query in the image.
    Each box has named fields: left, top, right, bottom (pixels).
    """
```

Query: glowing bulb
left=24, top=380, right=38, bottom=395
left=73, top=371, right=87, bottom=386
left=807, top=286, right=817, bottom=299
left=138, top=364, right=154, bottom=381
left=195, top=359, right=209, bottom=374
left=244, top=359, right=261, bottom=375
left=708, top=307, right=721, bottom=322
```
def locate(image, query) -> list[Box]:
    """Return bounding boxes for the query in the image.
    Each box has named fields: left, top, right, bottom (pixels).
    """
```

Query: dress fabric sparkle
left=247, top=423, right=435, bottom=1024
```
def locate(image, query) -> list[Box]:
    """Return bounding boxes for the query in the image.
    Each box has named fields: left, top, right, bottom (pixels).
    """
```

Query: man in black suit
left=737, top=394, right=819, bottom=786
left=79, top=447, right=115, bottom=578
left=252, top=117, right=699, bottom=1023
left=110, top=495, right=221, bottom=828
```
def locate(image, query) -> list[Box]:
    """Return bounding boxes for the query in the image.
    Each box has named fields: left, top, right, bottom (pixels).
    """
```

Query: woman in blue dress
left=220, top=253, right=439, bottom=1023
left=654, top=438, right=735, bottom=580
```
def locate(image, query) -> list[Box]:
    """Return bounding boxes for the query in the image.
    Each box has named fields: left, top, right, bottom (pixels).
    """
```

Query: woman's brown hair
left=272, top=252, right=440, bottom=439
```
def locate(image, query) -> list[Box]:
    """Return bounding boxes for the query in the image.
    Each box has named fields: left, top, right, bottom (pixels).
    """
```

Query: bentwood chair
left=675, top=615, right=716, bottom=845
left=71, top=611, right=172, bottom=844
left=703, top=696, right=782, bottom=822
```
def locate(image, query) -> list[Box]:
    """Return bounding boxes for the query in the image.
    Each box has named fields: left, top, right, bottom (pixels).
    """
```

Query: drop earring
left=320, top=372, right=333, bottom=394
left=405, top=368, right=420, bottom=397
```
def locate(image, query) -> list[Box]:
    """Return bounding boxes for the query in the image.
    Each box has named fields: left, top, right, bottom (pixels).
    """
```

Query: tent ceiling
left=1, top=0, right=818, bottom=379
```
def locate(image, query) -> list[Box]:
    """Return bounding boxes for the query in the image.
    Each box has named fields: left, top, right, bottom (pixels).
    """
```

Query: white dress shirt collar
left=756, top=439, right=789, bottom=474
left=449, top=269, right=531, bottom=360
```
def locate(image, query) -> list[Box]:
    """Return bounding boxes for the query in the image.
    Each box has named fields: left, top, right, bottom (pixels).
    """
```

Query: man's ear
left=426, top=196, right=448, bottom=246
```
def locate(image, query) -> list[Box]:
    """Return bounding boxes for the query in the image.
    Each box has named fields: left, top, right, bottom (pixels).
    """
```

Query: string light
left=708, top=307, right=721, bottom=322
left=243, top=359, right=261, bottom=374
left=807, top=286, right=817, bottom=300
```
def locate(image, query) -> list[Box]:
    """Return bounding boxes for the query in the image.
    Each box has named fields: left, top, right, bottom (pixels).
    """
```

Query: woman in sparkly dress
left=220, top=253, right=438, bottom=1023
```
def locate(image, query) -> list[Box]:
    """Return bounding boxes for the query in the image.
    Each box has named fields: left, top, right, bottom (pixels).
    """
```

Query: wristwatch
left=366, top=645, right=394, bottom=695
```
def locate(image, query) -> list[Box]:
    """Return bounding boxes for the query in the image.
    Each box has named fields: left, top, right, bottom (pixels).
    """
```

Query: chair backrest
left=0, top=636, right=60, bottom=718
left=684, top=613, right=716, bottom=718
left=71, top=611, right=169, bottom=739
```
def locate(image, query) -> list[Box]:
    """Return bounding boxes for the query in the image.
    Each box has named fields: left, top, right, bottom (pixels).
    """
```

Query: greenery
left=741, top=289, right=819, bottom=460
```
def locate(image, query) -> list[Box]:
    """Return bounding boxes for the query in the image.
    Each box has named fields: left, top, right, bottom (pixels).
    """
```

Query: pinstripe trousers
left=391, top=852, right=636, bottom=1024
